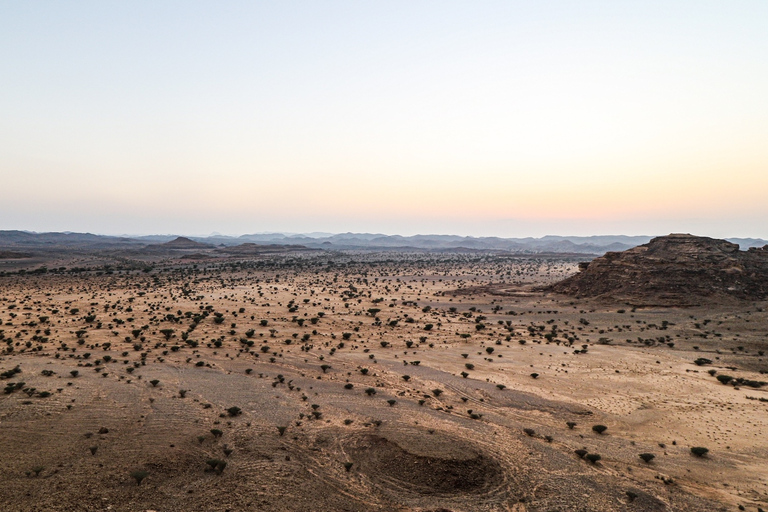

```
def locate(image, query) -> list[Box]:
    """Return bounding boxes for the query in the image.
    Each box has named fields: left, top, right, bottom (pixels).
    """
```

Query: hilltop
left=160, top=237, right=214, bottom=249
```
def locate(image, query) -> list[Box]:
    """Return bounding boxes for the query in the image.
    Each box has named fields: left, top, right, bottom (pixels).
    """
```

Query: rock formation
left=549, top=234, right=768, bottom=305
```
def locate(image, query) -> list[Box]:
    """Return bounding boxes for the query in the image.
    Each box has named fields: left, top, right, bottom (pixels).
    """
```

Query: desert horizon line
left=3, top=229, right=768, bottom=242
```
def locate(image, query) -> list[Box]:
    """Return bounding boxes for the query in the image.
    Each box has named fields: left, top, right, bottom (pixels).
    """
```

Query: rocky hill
left=549, top=234, right=768, bottom=305
left=159, top=236, right=214, bottom=249
left=214, top=243, right=317, bottom=255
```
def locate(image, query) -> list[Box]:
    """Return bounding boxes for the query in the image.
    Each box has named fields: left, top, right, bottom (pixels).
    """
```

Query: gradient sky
left=2, top=1, right=767, bottom=238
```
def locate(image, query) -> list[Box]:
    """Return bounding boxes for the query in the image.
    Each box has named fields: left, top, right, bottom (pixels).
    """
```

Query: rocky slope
left=549, top=234, right=768, bottom=305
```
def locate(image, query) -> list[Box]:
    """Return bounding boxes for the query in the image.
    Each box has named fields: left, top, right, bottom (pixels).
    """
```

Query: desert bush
left=130, top=470, right=149, bottom=485
left=690, top=446, right=709, bottom=457
left=592, top=425, right=608, bottom=434
left=716, top=375, right=734, bottom=385
left=206, top=459, right=227, bottom=473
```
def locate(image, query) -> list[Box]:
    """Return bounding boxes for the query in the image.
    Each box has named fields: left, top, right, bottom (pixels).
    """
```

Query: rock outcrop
left=160, top=237, right=213, bottom=249
left=549, top=234, right=768, bottom=305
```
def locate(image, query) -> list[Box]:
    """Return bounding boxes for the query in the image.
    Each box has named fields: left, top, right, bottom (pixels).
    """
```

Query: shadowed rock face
left=549, top=234, right=768, bottom=305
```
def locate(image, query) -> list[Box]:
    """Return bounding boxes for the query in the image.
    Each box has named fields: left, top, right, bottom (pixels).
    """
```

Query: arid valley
left=5, top=3, right=768, bottom=510
left=1, top=235, right=767, bottom=511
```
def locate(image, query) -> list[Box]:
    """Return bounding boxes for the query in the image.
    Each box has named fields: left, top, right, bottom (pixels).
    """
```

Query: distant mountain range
left=128, top=232, right=768, bottom=254
left=0, top=230, right=765, bottom=255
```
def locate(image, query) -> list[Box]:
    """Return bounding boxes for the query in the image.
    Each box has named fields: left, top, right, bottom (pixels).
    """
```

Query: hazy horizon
left=3, top=2, right=767, bottom=239
left=6, top=228, right=768, bottom=245
left=3, top=225, right=768, bottom=240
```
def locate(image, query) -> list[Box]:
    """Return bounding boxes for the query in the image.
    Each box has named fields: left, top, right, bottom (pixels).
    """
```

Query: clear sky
left=2, top=1, right=767, bottom=238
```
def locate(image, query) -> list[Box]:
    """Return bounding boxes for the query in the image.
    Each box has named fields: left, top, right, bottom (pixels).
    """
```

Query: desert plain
left=1, top=247, right=767, bottom=512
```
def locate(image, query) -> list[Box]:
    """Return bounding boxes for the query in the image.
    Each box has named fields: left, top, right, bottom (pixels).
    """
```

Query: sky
left=1, top=1, right=767, bottom=238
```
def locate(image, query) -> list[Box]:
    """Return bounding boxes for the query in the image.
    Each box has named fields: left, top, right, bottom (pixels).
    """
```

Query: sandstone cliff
left=549, top=234, right=768, bottom=305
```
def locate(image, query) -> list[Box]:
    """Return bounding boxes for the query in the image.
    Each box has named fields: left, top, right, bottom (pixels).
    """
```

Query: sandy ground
left=0, top=252, right=766, bottom=511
